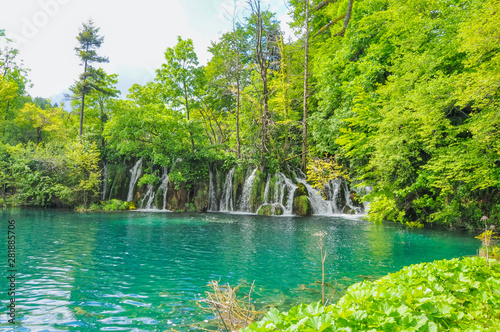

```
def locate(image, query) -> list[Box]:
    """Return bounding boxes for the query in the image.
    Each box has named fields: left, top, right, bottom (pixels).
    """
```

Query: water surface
left=0, top=209, right=479, bottom=330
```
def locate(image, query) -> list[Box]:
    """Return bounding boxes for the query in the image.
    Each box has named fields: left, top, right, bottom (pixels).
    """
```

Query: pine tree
left=73, top=19, right=109, bottom=138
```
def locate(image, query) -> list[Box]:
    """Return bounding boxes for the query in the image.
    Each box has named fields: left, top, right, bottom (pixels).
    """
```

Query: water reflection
left=0, top=209, right=479, bottom=330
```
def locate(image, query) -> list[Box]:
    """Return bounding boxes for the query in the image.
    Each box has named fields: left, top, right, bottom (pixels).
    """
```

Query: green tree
left=156, top=36, right=203, bottom=152
left=73, top=19, right=110, bottom=138
left=206, top=24, right=250, bottom=156
left=246, top=0, right=282, bottom=169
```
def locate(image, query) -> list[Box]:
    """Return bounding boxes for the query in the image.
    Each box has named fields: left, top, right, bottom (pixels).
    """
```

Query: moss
left=257, top=203, right=285, bottom=216
left=258, top=204, right=272, bottom=215
left=185, top=202, right=197, bottom=212
left=249, top=170, right=265, bottom=212
left=233, top=167, right=246, bottom=199
left=273, top=204, right=284, bottom=215
left=154, top=187, right=163, bottom=209
left=106, top=164, right=129, bottom=201
left=295, top=182, right=308, bottom=197
left=268, top=176, right=276, bottom=201
left=194, top=182, right=209, bottom=212
left=293, top=195, right=312, bottom=216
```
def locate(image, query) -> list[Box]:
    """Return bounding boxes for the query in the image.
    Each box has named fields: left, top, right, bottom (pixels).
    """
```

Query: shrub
left=102, top=199, right=129, bottom=211
left=243, top=257, right=500, bottom=331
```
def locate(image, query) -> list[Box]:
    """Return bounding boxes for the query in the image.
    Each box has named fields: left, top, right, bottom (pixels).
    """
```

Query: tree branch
left=313, top=14, right=345, bottom=38
left=333, top=0, right=354, bottom=37
left=314, top=0, right=338, bottom=12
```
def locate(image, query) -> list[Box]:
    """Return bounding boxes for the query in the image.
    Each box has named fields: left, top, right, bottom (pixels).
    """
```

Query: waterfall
left=220, top=168, right=235, bottom=212
left=208, top=169, right=218, bottom=212
left=270, top=173, right=297, bottom=215
left=158, top=167, right=169, bottom=210
left=127, top=158, right=143, bottom=202
left=326, top=179, right=343, bottom=214
left=296, top=179, right=331, bottom=215
left=263, top=174, right=271, bottom=203
left=238, top=168, right=257, bottom=212
left=140, top=184, right=156, bottom=210
left=342, top=180, right=362, bottom=214
left=361, top=186, right=372, bottom=212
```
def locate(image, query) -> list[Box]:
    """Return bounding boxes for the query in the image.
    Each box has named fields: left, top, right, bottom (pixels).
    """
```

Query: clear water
left=0, top=209, right=479, bottom=330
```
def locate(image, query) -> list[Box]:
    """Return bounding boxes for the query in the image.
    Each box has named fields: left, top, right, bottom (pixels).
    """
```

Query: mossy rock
left=294, top=182, right=308, bottom=198
left=257, top=204, right=285, bottom=216
left=154, top=188, right=164, bottom=210
left=258, top=204, right=272, bottom=215
left=293, top=195, right=312, bottom=216
left=273, top=204, right=284, bottom=215
left=249, top=170, right=265, bottom=213
left=194, top=182, right=209, bottom=212
left=343, top=205, right=356, bottom=214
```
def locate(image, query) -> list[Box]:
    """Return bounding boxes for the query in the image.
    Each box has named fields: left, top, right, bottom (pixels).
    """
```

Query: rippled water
left=0, top=209, right=479, bottom=330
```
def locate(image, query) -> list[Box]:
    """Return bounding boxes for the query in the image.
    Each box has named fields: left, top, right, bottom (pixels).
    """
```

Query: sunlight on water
left=0, top=209, right=479, bottom=330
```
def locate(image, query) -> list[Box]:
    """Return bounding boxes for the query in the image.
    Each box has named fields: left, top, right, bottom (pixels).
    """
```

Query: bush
left=102, top=199, right=129, bottom=211
left=244, top=257, right=500, bottom=331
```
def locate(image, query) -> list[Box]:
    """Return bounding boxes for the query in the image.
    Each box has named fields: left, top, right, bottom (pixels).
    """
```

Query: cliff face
left=118, top=162, right=365, bottom=215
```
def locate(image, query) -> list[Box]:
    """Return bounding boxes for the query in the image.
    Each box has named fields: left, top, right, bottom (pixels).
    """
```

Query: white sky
left=1, top=0, right=293, bottom=105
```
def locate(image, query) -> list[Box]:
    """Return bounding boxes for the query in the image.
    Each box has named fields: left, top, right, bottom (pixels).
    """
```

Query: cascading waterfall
left=294, top=169, right=363, bottom=215
left=208, top=169, right=218, bottom=212
left=263, top=174, right=271, bottom=203
left=342, top=180, right=362, bottom=214
left=264, top=173, right=297, bottom=215
left=158, top=168, right=169, bottom=210
left=238, top=168, right=257, bottom=212
left=296, top=178, right=331, bottom=215
left=219, top=168, right=235, bottom=212
left=127, top=158, right=143, bottom=202
left=140, top=184, right=156, bottom=210
left=129, top=162, right=366, bottom=215
left=361, top=186, right=372, bottom=212
left=326, top=179, right=343, bottom=214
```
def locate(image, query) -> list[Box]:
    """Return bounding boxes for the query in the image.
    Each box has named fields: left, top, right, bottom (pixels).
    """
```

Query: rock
left=292, top=182, right=311, bottom=216
left=257, top=204, right=272, bottom=216
left=273, top=204, right=284, bottom=216
left=257, top=203, right=284, bottom=216
left=293, top=195, right=312, bottom=216
left=294, top=182, right=308, bottom=198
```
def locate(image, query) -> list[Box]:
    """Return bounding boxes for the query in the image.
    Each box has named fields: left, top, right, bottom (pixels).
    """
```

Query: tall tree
left=73, top=19, right=109, bottom=138
left=246, top=0, right=281, bottom=169
left=302, top=0, right=310, bottom=170
left=206, top=24, right=250, bottom=155
left=156, top=36, right=202, bottom=152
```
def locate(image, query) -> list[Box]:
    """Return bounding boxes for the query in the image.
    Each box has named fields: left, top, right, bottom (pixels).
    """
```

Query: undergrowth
left=243, top=256, right=500, bottom=331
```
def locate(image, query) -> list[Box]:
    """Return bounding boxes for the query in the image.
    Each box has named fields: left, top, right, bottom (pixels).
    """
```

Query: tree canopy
left=1, top=0, right=499, bottom=228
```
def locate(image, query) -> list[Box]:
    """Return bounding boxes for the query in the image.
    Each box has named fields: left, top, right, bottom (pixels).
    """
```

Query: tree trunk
left=236, top=58, right=241, bottom=159
left=79, top=60, right=88, bottom=138
left=302, top=0, right=310, bottom=171
left=261, top=72, right=268, bottom=170
left=184, top=87, right=195, bottom=153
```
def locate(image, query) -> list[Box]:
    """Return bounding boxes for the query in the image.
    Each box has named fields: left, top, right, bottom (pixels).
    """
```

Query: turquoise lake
left=0, top=209, right=479, bottom=330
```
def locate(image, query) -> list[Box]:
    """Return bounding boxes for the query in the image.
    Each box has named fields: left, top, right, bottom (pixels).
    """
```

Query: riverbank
left=241, top=256, right=500, bottom=331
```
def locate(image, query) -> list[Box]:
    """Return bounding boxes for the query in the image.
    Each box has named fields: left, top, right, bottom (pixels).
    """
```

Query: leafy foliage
left=244, top=256, right=500, bottom=331
left=307, top=157, right=350, bottom=197
left=307, top=0, right=500, bottom=227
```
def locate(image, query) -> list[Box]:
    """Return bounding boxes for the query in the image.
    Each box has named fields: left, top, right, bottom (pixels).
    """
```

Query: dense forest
left=1, top=0, right=499, bottom=229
